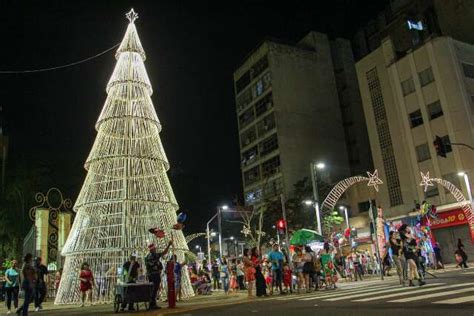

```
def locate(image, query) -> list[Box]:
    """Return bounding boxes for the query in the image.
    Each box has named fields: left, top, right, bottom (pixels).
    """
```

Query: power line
left=0, top=43, right=120, bottom=74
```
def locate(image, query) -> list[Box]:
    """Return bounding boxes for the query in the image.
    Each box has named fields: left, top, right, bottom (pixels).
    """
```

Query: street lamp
left=303, top=199, right=321, bottom=234
left=210, top=231, right=217, bottom=237
left=339, top=205, right=350, bottom=229
left=310, top=161, right=325, bottom=235
left=458, top=172, right=474, bottom=212
left=195, top=245, right=202, bottom=253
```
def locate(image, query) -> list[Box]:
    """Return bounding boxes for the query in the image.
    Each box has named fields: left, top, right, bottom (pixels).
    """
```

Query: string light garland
left=0, top=43, right=120, bottom=74
left=55, top=9, right=193, bottom=304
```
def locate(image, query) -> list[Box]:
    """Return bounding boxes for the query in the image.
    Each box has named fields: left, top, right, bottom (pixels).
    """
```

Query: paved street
left=173, top=268, right=474, bottom=316
left=2, top=267, right=473, bottom=315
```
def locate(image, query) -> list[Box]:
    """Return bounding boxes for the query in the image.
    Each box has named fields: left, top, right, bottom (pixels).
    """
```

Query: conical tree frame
left=55, top=10, right=193, bottom=304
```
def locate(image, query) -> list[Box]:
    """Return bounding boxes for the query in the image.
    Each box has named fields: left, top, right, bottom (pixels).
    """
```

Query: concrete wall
left=268, top=33, right=350, bottom=195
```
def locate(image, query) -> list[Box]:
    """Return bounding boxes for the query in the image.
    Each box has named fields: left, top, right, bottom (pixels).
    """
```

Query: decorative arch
left=320, top=170, right=383, bottom=217
left=420, top=172, right=474, bottom=241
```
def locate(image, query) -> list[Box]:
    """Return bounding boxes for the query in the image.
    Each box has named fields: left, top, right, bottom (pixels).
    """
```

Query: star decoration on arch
left=419, top=171, right=434, bottom=192
left=126, top=8, right=139, bottom=23
left=367, top=170, right=383, bottom=192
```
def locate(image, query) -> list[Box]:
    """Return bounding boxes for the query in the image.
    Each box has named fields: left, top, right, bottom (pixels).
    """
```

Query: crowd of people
left=1, top=226, right=471, bottom=314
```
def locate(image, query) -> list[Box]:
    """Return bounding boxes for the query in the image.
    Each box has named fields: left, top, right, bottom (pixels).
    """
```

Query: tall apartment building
left=353, top=0, right=474, bottom=60
left=233, top=32, right=371, bottom=207
left=356, top=36, right=474, bottom=260
left=0, top=105, right=7, bottom=193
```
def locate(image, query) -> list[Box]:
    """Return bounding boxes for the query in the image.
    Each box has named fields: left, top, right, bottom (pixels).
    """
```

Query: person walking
left=455, top=238, right=469, bottom=269
left=251, top=247, right=267, bottom=297
left=220, top=258, right=230, bottom=295
left=267, top=244, right=284, bottom=295
left=145, top=238, right=172, bottom=310
left=387, top=231, right=405, bottom=285
left=79, top=262, right=95, bottom=307
left=242, top=249, right=255, bottom=298
left=16, top=253, right=36, bottom=316
left=402, top=228, right=425, bottom=287
left=211, top=260, right=220, bottom=290
left=54, top=269, right=62, bottom=296
left=292, top=248, right=305, bottom=293
left=173, top=255, right=184, bottom=301
left=433, top=242, right=444, bottom=269
left=302, top=246, right=315, bottom=293
left=236, top=260, right=246, bottom=290
left=5, top=260, right=20, bottom=315
left=33, top=257, right=48, bottom=312
left=351, top=251, right=363, bottom=281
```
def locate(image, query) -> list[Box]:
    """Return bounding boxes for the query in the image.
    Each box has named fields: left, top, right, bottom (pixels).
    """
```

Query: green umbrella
left=290, top=229, right=324, bottom=246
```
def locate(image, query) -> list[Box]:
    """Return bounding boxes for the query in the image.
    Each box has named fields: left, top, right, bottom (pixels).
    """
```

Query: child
left=264, top=268, right=272, bottom=292
left=229, top=270, right=238, bottom=293
left=283, top=263, right=293, bottom=293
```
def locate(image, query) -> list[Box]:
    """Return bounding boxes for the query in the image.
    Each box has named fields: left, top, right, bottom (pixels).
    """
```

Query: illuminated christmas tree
left=55, top=9, right=193, bottom=304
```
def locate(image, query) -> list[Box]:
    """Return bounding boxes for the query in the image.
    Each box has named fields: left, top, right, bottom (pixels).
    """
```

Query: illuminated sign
left=429, top=209, right=468, bottom=229
left=407, top=20, right=424, bottom=31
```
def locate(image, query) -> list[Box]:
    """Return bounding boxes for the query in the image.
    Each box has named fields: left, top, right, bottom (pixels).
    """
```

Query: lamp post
left=310, top=161, right=325, bottom=235
left=458, top=172, right=474, bottom=211
left=206, top=214, right=219, bottom=264
left=339, top=206, right=350, bottom=229
left=304, top=199, right=322, bottom=235
left=217, top=205, right=228, bottom=260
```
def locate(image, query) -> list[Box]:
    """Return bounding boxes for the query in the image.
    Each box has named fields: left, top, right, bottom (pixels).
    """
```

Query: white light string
left=0, top=43, right=120, bottom=74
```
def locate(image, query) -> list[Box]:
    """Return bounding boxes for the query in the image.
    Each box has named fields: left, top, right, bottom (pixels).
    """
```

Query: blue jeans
left=221, top=277, right=229, bottom=293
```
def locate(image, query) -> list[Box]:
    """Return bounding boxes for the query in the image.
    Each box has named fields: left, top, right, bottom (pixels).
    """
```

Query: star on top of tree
left=126, top=8, right=139, bottom=23
left=419, top=171, right=434, bottom=192
left=366, top=169, right=383, bottom=192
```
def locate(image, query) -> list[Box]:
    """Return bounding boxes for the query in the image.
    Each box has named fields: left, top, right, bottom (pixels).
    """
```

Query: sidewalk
left=2, top=291, right=249, bottom=316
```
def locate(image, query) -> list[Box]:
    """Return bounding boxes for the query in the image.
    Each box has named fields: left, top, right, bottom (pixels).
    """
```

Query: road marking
left=354, top=283, right=473, bottom=302
left=326, top=283, right=443, bottom=301
left=389, top=287, right=474, bottom=303
left=433, top=295, right=474, bottom=304
left=273, top=283, right=396, bottom=301
left=298, top=284, right=398, bottom=301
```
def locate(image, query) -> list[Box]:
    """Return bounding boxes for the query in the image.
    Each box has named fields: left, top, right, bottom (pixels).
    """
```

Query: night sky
left=0, top=1, right=387, bottom=233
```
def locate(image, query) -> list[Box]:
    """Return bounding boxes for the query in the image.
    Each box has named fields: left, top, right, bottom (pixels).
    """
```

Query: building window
left=244, top=166, right=260, bottom=186
left=255, top=93, right=273, bottom=117
left=257, top=112, right=276, bottom=136
left=401, top=78, right=416, bottom=96
left=441, top=135, right=453, bottom=153
left=261, top=155, right=280, bottom=177
left=425, top=187, right=439, bottom=198
left=419, top=67, right=435, bottom=87
left=262, top=177, right=283, bottom=199
left=462, top=63, right=474, bottom=79
left=409, top=110, right=423, bottom=128
left=235, top=71, right=251, bottom=94
left=251, top=56, right=269, bottom=80
left=427, top=100, right=443, bottom=120
left=239, top=107, right=255, bottom=128
left=415, top=143, right=431, bottom=162
left=241, top=146, right=258, bottom=166
left=367, top=68, right=403, bottom=206
left=245, top=188, right=262, bottom=204
left=236, top=88, right=252, bottom=112
left=240, top=127, right=256, bottom=148
left=260, top=133, right=278, bottom=156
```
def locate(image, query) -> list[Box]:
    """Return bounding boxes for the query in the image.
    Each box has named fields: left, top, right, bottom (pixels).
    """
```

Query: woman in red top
left=79, top=262, right=95, bottom=307
left=242, top=249, right=255, bottom=298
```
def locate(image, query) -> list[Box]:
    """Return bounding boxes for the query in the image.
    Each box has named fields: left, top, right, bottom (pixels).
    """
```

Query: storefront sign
left=428, top=209, right=467, bottom=229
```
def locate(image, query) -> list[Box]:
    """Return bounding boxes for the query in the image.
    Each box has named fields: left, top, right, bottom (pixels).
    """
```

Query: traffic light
left=276, top=219, right=286, bottom=234
left=433, top=135, right=447, bottom=158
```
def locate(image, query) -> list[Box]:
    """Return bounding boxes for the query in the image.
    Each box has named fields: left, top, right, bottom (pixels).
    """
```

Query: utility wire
left=0, top=43, right=120, bottom=74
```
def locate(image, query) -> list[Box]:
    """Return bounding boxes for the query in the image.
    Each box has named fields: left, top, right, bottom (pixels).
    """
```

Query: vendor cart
left=114, top=283, right=153, bottom=313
